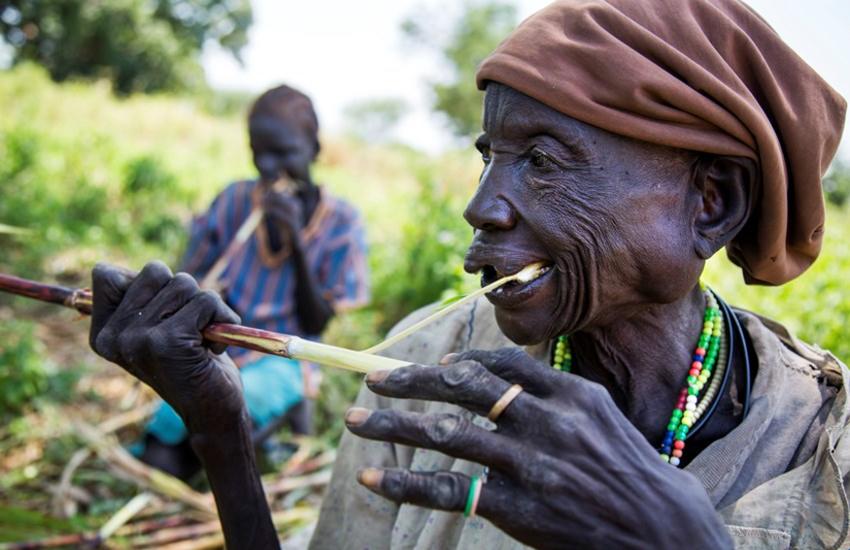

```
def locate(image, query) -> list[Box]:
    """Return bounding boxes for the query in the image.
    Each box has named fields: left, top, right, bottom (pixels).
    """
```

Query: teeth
left=515, top=261, right=550, bottom=283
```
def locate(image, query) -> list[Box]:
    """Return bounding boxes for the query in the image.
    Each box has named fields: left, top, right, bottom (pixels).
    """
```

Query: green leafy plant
left=0, top=319, right=48, bottom=417
left=0, top=0, right=253, bottom=95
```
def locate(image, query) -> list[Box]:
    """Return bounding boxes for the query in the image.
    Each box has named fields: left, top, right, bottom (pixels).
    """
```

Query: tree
left=0, top=0, right=252, bottom=95
left=402, top=1, right=517, bottom=138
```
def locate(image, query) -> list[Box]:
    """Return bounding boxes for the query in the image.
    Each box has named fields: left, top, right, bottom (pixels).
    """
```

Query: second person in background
left=137, top=84, right=371, bottom=479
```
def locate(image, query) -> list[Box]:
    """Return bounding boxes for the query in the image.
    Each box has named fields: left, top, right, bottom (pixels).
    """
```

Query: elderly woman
left=88, top=0, right=847, bottom=548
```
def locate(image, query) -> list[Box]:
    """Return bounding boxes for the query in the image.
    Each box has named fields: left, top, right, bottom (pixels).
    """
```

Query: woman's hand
left=344, top=348, right=732, bottom=549
left=264, top=188, right=304, bottom=236
left=89, top=261, right=279, bottom=548
left=89, top=261, right=245, bottom=435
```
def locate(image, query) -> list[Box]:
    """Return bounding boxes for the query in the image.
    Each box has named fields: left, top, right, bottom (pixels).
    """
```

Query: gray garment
left=310, top=298, right=850, bottom=549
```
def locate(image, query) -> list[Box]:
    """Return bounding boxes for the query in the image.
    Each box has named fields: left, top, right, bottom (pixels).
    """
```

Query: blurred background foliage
left=402, top=1, right=518, bottom=137
left=0, top=0, right=252, bottom=95
left=0, top=0, right=848, bottom=543
left=0, top=60, right=481, bottom=435
left=3, top=59, right=850, bottom=435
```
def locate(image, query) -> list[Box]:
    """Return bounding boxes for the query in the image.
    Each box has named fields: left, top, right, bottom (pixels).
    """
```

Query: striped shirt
left=182, top=180, right=369, bottom=363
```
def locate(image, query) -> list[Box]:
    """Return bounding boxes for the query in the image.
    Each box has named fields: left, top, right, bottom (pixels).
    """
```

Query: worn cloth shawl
left=476, top=0, right=847, bottom=285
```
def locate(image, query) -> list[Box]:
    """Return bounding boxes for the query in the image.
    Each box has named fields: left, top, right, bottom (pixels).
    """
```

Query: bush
left=368, top=165, right=472, bottom=334
left=0, top=319, right=48, bottom=417
left=0, top=65, right=252, bottom=277
left=1, top=0, right=252, bottom=95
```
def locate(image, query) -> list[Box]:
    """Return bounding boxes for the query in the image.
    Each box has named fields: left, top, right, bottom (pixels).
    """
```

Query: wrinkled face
left=463, top=84, right=704, bottom=345
left=249, top=115, right=317, bottom=187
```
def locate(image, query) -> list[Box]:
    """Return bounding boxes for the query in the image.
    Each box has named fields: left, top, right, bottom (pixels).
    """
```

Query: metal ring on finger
left=487, top=384, right=524, bottom=422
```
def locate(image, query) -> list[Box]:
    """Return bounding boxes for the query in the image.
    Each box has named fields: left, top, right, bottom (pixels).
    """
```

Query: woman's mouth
left=480, top=263, right=554, bottom=307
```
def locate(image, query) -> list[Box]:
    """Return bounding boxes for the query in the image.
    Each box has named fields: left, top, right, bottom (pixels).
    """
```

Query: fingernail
left=366, top=369, right=389, bottom=384
left=357, top=467, right=383, bottom=488
left=345, top=407, right=371, bottom=426
left=439, top=353, right=458, bottom=365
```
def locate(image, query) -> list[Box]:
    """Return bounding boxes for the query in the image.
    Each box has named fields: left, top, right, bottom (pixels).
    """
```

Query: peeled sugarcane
left=198, top=208, right=264, bottom=290
left=199, top=176, right=294, bottom=291
left=0, top=262, right=547, bottom=375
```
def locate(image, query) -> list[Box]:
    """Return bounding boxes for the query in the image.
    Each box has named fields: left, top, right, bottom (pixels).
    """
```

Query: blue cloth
left=144, top=355, right=305, bottom=446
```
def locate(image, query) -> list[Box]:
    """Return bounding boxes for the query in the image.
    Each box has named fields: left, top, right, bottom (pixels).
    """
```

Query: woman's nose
left=254, top=153, right=278, bottom=178
left=463, top=182, right=517, bottom=232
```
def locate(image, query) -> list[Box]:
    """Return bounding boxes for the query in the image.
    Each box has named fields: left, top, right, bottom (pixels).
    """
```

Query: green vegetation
left=402, top=1, right=518, bottom=137
left=704, top=209, right=850, bottom=361
left=0, top=319, right=47, bottom=414
left=1, top=61, right=849, bottom=543
left=3, top=61, right=850, bottom=423
left=0, top=63, right=250, bottom=279
left=0, top=63, right=481, bottom=443
left=0, top=0, right=252, bottom=95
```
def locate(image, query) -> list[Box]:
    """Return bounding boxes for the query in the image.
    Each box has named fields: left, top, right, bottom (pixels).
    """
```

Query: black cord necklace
left=722, top=294, right=753, bottom=418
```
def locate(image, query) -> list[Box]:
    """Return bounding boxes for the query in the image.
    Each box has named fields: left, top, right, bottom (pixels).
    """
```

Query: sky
left=202, top=0, right=850, bottom=158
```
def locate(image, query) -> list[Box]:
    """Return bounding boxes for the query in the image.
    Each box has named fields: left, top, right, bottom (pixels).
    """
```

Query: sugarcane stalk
left=0, top=273, right=405, bottom=374
left=199, top=176, right=294, bottom=291
left=199, top=207, right=263, bottom=290
left=73, top=421, right=217, bottom=518
left=114, top=514, right=190, bottom=537
left=0, top=262, right=546, bottom=375
left=97, top=492, right=155, bottom=541
left=362, top=261, right=548, bottom=354
left=0, top=532, right=100, bottom=550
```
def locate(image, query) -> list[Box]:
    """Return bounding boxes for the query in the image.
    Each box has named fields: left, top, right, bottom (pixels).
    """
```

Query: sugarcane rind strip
left=362, top=262, right=547, bottom=355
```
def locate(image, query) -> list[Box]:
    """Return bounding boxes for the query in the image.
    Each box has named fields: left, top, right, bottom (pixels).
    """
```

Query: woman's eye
left=530, top=147, right=555, bottom=169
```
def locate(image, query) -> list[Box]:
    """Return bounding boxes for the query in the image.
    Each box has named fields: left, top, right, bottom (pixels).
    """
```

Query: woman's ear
left=692, top=155, right=757, bottom=259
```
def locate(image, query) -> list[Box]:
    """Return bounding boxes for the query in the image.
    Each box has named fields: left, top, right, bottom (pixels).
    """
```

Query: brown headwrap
left=476, top=0, right=846, bottom=285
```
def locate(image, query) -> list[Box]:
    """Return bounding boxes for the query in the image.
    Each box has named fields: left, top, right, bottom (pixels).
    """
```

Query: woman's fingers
left=366, top=360, right=514, bottom=418
left=89, top=263, right=135, bottom=350
left=356, top=468, right=507, bottom=520
left=360, top=468, right=469, bottom=512
left=138, top=272, right=202, bottom=324
left=442, top=347, right=561, bottom=396
left=345, top=408, right=530, bottom=474
left=110, top=261, right=173, bottom=319
left=91, top=261, right=171, bottom=364
left=163, top=289, right=240, bottom=355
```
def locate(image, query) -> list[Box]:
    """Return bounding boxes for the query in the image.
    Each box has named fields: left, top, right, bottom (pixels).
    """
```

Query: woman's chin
left=493, top=309, right=551, bottom=346
left=490, top=283, right=564, bottom=346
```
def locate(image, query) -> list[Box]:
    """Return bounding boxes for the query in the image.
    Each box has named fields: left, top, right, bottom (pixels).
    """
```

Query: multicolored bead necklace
left=552, top=334, right=572, bottom=372
left=550, top=284, right=726, bottom=467
left=658, top=287, right=724, bottom=466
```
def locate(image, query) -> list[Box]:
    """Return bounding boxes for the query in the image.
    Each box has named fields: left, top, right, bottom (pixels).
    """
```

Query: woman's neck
left=570, top=287, right=717, bottom=445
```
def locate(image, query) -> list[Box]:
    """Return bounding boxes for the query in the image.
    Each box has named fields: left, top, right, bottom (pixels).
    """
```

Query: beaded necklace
left=550, top=285, right=726, bottom=467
